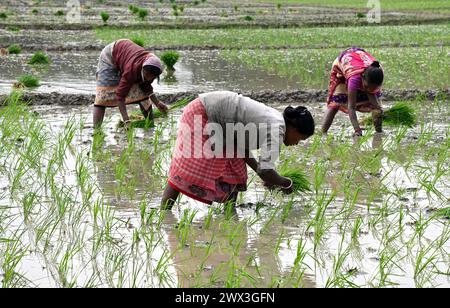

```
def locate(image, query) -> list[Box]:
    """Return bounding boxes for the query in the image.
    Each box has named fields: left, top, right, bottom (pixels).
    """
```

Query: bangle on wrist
left=283, top=179, right=293, bottom=190
left=124, top=119, right=131, bottom=124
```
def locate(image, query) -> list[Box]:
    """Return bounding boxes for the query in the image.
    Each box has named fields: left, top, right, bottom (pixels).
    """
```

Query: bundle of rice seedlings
left=363, top=102, right=417, bottom=127
left=160, top=51, right=180, bottom=71
left=118, top=98, right=191, bottom=129
left=153, top=97, right=190, bottom=118
left=8, top=44, right=21, bottom=54
left=17, top=75, right=40, bottom=88
left=279, top=166, right=311, bottom=193
left=29, top=51, right=50, bottom=65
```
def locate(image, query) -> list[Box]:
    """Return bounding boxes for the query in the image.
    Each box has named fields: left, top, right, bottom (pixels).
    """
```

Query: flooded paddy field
left=0, top=49, right=306, bottom=95
left=0, top=96, right=448, bottom=288
left=1, top=0, right=448, bottom=29
left=0, top=0, right=449, bottom=289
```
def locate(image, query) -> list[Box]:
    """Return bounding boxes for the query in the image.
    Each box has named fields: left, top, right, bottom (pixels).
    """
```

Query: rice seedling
left=117, top=98, right=190, bottom=129
left=29, top=51, right=50, bottom=65
left=96, top=24, right=450, bottom=50
left=436, top=208, right=449, bottom=220
left=279, top=166, right=311, bottom=193
left=364, top=102, right=417, bottom=127
left=138, top=9, right=148, bottom=20
left=100, top=12, right=110, bottom=25
left=7, top=45, right=21, bottom=55
left=17, top=75, right=40, bottom=88
left=160, top=51, right=180, bottom=71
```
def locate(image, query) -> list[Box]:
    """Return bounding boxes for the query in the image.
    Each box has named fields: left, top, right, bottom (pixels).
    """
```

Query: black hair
left=283, top=106, right=315, bottom=137
left=365, top=61, right=384, bottom=87
left=143, top=65, right=162, bottom=83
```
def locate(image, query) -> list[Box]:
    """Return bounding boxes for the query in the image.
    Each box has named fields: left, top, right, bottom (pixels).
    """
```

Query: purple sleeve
left=347, top=75, right=362, bottom=92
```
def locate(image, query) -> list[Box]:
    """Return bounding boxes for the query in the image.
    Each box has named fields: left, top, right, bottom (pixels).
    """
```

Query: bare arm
left=367, top=93, right=383, bottom=133
left=348, top=90, right=362, bottom=135
left=149, top=93, right=168, bottom=114
left=244, top=156, right=292, bottom=193
left=118, top=99, right=129, bottom=122
left=116, top=77, right=132, bottom=122
left=367, top=93, right=381, bottom=109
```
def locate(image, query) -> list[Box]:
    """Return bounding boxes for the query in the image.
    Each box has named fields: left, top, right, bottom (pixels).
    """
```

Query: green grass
left=221, top=46, right=450, bottom=90
left=96, top=24, right=450, bottom=49
left=17, top=75, right=40, bottom=88
left=131, top=37, right=145, bottom=47
left=256, top=0, right=450, bottom=13
left=28, top=51, right=50, bottom=65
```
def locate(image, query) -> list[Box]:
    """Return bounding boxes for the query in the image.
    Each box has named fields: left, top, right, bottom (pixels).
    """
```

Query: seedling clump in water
left=161, top=51, right=180, bottom=71
left=117, top=98, right=191, bottom=129
left=8, top=45, right=21, bottom=54
left=29, top=51, right=50, bottom=65
left=279, top=166, right=311, bottom=192
left=17, top=75, right=40, bottom=88
left=364, top=102, right=417, bottom=127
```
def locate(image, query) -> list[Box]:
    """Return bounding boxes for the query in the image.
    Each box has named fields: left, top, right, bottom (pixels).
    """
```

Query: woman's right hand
left=280, top=178, right=294, bottom=195
left=264, top=177, right=293, bottom=194
left=123, top=119, right=132, bottom=131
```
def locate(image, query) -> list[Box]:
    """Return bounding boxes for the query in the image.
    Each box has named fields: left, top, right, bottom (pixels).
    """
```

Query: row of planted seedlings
left=0, top=92, right=448, bottom=287
left=143, top=96, right=449, bottom=287
left=0, top=92, right=188, bottom=287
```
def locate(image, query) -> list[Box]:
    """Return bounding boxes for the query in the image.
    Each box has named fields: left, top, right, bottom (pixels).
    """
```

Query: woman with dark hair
left=161, top=91, right=315, bottom=209
left=93, top=39, right=169, bottom=129
left=322, top=47, right=384, bottom=136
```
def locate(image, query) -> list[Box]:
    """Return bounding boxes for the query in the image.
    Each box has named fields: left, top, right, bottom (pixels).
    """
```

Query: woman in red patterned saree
left=322, top=47, right=384, bottom=136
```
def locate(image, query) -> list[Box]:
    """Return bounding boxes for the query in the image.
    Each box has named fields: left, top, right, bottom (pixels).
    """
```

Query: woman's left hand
left=155, top=101, right=169, bottom=115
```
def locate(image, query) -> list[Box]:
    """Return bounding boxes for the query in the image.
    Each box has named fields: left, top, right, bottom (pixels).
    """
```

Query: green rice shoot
left=8, top=44, right=21, bottom=54
left=364, top=102, right=417, bottom=127
left=118, top=98, right=191, bottom=129
left=161, top=51, right=180, bottom=71
left=17, top=75, right=40, bottom=88
left=279, top=166, right=311, bottom=193
left=437, top=207, right=450, bottom=219
left=29, top=51, right=50, bottom=65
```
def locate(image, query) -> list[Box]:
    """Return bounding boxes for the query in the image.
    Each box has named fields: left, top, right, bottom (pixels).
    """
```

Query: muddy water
left=0, top=29, right=102, bottom=50
left=0, top=50, right=303, bottom=95
left=3, top=99, right=444, bottom=288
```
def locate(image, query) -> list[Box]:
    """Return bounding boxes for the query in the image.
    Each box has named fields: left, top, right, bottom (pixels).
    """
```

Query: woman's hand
left=280, top=178, right=294, bottom=194
left=263, top=176, right=294, bottom=195
left=123, top=119, right=132, bottom=131
left=353, top=128, right=363, bottom=137
left=155, top=100, right=169, bottom=115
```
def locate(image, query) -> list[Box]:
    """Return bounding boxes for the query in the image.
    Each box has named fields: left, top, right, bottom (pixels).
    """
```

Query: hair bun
left=284, top=106, right=296, bottom=116
left=295, top=106, right=309, bottom=116
left=371, top=61, right=381, bottom=68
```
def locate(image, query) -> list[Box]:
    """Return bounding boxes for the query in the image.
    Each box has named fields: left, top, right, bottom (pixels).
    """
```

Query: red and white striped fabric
left=168, top=98, right=247, bottom=204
